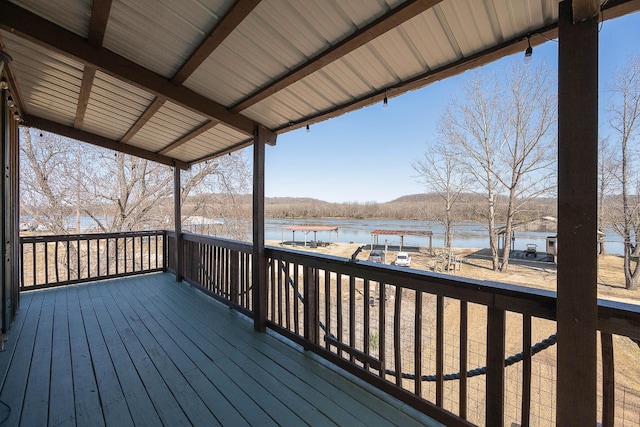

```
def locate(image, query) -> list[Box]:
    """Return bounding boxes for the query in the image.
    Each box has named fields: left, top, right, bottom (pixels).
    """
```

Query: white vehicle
left=394, top=252, right=411, bottom=267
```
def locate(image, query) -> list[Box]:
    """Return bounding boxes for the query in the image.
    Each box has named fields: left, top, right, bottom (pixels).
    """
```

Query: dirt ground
left=269, top=240, right=640, bottom=303
left=268, top=240, right=640, bottom=425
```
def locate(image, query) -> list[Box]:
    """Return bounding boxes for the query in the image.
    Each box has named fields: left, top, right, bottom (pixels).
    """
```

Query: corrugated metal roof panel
left=128, top=101, right=208, bottom=153
left=103, top=0, right=235, bottom=78
left=185, top=0, right=395, bottom=107
left=166, top=125, right=248, bottom=161
left=10, top=0, right=90, bottom=38
left=82, top=71, right=155, bottom=140
left=1, top=30, right=83, bottom=125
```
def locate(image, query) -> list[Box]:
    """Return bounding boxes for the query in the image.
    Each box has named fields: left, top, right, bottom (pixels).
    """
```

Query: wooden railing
left=167, top=231, right=253, bottom=314
left=263, top=246, right=640, bottom=427
left=20, top=230, right=166, bottom=289
left=18, top=231, right=640, bottom=426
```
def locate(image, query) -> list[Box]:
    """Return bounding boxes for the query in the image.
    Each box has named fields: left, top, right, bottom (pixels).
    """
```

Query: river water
left=266, top=218, right=626, bottom=255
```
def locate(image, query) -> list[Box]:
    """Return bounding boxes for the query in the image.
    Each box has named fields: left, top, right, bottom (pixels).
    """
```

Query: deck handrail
left=262, top=246, right=640, bottom=426
left=19, top=230, right=166, bottom=290
left=18, top=231, right=640, bottom=426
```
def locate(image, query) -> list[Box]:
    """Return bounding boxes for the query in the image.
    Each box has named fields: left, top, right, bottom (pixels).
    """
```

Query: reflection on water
left=266, top=218, right=625, bottom=255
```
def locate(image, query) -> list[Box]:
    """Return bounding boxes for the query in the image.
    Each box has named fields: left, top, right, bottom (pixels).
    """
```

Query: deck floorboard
left=0, top=273, right=443, bottom=426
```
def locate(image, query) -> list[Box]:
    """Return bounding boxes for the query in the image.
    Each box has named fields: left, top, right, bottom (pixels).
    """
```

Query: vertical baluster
left=115, top=237, right=119, bottom=274
left=20, top=239, right=24, bottom=288
left=378, top=282, right=386, bottom=378
left=44, top=241, right=49, bottom=285
left=293, top=264, right=300, bottom=335
left=522, top=314, right=532, bottom=427
left=32, top=242, right=36, bottom=286
left=269, top=258, right=276, bottom=321
left=87, top=239, right=91, bottom=278
left=66, top=240, right=70, bottom=281
left=415, top=290, right=423, bottom=397
left=106, top=238, right=110, bottom=276
left=394, top=286, right=403, bottom=386
left=54, top=240, right=60, bottom=284
left=285, top=261, right=291, bottom=330
left=123, top=236, right=127, bottom=273
left=97, top=238, right=101, bottom=277
left=132, top=234, right=136, bottom=272
left=486, top=307, right=506, bottom=427
left=460, top=300, right=468, bottom=419
left=601, top=332, right=615, bottom=427
left=336, top=273, right=343, bottom=358
left=364, top=279, right=371, bottom=369
left=324, top=270, right=331, bottom=350
left=349, top=276, right=356, bottom=363
left=436, top=294, right=444, bottom=406
left=277, top=258, right=283, bottom=324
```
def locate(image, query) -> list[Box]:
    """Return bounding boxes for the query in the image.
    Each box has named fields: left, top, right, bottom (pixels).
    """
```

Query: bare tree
left=20, top=128, right=77, bottom=233
left=494, top=63, right=557, bottom=271
left=608, top=55, right=640, bottom=290
left=440, top=63, right=557, bottom=271
left=598, top=137, right=620, bottom=255
left=21, top=130, right=250, bottom=237
left=414, top=134, right=468, bottom=267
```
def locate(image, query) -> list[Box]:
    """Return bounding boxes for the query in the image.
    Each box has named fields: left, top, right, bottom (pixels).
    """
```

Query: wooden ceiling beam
left=0, top=1, right=257, bottom=136
left=88, top=0, right=113, bottom=47
left=120, top=98, right=165, bottom=144
left=74, top=0, right=111, bottom=129
left=158, top=120, right=217, bottom=155
left=230, top=0, right=444, bottom=113
left=172, top=0, right=261, bottom=85
left=24, top=115, right=190, bottom=169
left=74, top=65, right=95, bottom=129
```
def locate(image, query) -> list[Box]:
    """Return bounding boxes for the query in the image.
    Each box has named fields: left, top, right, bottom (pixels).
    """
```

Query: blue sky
left=263, top=11, right=640, bottom=204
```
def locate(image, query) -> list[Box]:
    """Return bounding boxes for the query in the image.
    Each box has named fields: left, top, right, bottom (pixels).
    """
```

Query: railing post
left=303, top=265, right=317, bottom=347
left=252, top=125, right=275, bottom=332
left=230, top=251, right=239, bottom=306
left=486, top=306, right=505, bottom=427
left=174, top=164, right=183, bottom=282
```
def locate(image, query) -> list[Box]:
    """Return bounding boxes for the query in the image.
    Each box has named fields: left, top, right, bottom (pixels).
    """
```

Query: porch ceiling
left=0, top=0, right=639, bottom=167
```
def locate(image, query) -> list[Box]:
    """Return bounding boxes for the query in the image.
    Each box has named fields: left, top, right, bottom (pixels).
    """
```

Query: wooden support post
left=252, top=125, right=274, bottom=332
left=174, top=163, right=183, bottom=281
left=1, top=78, right=11, bottom=334
left=303, top=266, right=318, bottom=347
left=557, top=1, right=599, bottom=425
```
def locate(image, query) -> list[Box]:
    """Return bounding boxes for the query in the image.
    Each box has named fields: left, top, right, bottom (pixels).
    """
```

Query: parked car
left=394, top=252, right=411, bottom=267
left=368, top=250, right=385, bottom=263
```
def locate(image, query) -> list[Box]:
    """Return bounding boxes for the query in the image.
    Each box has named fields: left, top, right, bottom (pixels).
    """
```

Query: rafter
left=120, top=98, right=165, bottom=144
left=88, top=0, right=113, bottom=47
left=74, top=65, right=95, bottom=129
left=230, top=0, right=444, bottom=113
left=74, top=0, right=111, bottom=129
left=158, top=121, right=217, bottom=155
left=0, top=1, right=257, bottom=136
left=122, top=0, right=259, bottom=147
left=172, top=0, right=261, bottom=85
left=24, top=115, right=190, bottom=170
left=274, top=0, right=639, bottom=136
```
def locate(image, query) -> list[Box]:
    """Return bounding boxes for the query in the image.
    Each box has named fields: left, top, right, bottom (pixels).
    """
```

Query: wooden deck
left=0, top=273, right=442, bottom=426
